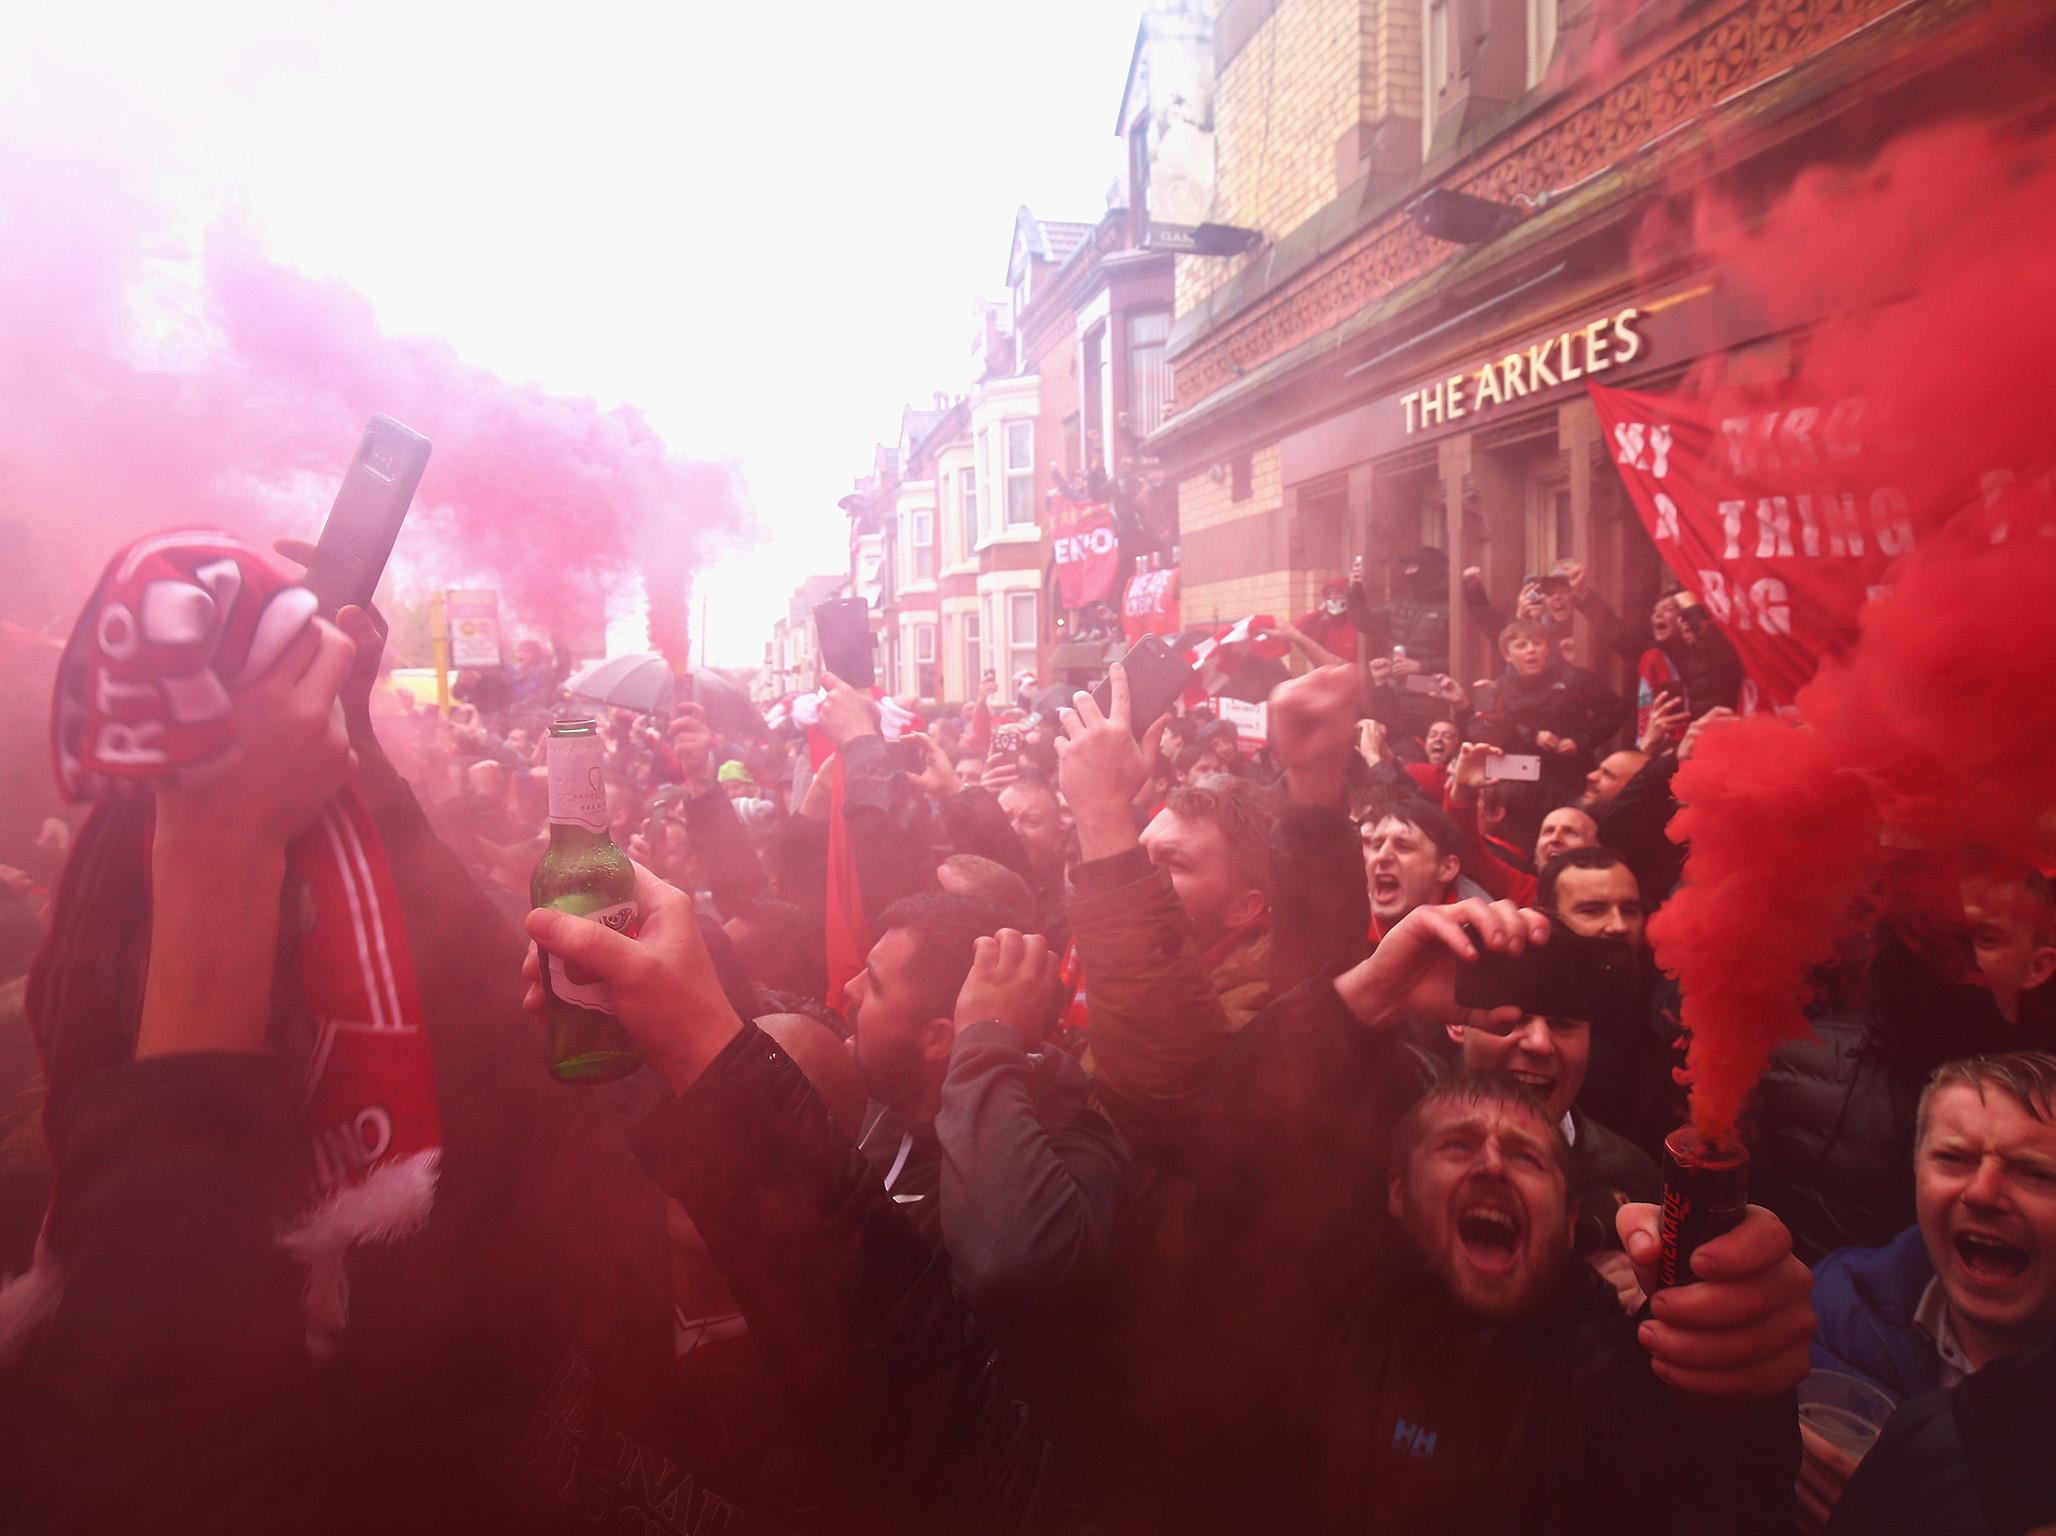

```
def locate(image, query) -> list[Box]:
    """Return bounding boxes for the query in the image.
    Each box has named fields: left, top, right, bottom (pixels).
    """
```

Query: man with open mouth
left=1805, top=1050, right=2056, bottom=1530
left=1441, top=1000, right=1659, bottom=1306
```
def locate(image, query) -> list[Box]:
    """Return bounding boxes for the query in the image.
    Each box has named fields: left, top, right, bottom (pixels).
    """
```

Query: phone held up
left=1454, top=914, right=1636, bottom=1026
left=1483, top=752, right=1542, bottom=783
left=301, top=415, right=433, bottom=618
left=1089, top=634, right=1197, bottom=741
left=813, top=597, right=876, bottom=691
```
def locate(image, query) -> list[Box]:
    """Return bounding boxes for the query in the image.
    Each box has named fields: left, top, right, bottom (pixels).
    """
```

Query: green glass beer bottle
left=533, top=717, right=646, bottom=1083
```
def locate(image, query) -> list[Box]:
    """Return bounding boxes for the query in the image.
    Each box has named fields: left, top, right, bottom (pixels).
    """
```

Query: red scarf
left=822, top=754, right=872, bottom=1017
left=47, top=531, right=440, bottom=1353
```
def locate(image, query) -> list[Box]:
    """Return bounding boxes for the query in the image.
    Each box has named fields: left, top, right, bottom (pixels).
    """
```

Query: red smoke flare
left=1647, top=107, right=2056, bottom=1136
left=0, top=145, right=755, bottom=646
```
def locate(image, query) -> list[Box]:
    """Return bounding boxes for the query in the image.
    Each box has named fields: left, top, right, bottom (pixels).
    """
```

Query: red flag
left=1589, top=379, right=1917, bottom=713
left=822, top=754, right=871, bottom=1018
left=1051, top=498, right=1120, bottom=609
left=1121, top=565, right=1180, bottom=644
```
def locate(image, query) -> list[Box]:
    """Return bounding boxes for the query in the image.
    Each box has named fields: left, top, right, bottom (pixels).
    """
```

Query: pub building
left=1144, top=0, right=2044, bottom=696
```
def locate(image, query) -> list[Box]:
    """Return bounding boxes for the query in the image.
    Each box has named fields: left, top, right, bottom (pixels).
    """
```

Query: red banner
left=1121, top=564, right=1180, bottom=644
left=1052, top=498, right=1120, bottom=609
left=1588, top=380, right=1916, bottom=712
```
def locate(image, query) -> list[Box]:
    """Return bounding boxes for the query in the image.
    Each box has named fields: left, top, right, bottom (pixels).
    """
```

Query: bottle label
left=544, top=900, right=639, bottom=1013
left=547, top=732, right=609, bottom=832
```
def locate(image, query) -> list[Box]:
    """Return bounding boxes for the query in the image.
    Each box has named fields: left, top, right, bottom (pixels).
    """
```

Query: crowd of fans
left=1, top=551, right=2051, bottom=1536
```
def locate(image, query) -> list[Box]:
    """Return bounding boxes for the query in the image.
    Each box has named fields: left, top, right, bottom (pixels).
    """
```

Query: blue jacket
left=1810, top=1225, right=1943, bottom=1401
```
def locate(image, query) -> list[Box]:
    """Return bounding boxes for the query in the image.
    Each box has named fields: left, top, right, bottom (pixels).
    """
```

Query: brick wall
left=1369, top=0, right=1422, bottom=122
left=1178, top=445, right=1302, bottom=623
left=1176, top=0, right=1423, bottom=316
left=1177, top=0, right=1356, bottom=314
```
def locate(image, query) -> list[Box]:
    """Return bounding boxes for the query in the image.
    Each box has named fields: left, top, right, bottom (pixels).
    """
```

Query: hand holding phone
left=302, top=416, right=432, bottom=618
left=1483, top=753, right=1542, bottom=782
left=1089, top=635, right=1196, bottom=740
left=813, top=598, right=876, bottom=691
left=1454, top=916, right=1636, bottom=1023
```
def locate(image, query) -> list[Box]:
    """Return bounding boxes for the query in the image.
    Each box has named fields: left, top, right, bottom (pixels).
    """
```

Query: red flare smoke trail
left=1648, top=110, right=2056, bottom=1137
left=0, top=147, right=754, bottom=644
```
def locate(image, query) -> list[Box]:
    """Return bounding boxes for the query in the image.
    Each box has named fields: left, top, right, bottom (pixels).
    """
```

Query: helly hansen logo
left=1391, top=1418, right=1438, bottom=1460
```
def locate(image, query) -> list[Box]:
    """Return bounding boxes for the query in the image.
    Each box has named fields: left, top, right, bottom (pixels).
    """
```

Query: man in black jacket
left=529, top=863, right=1816, bottom=1536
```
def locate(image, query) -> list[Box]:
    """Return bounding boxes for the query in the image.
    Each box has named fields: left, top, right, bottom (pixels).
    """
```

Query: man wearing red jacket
left=1295, top=575, right=1360, bottom=662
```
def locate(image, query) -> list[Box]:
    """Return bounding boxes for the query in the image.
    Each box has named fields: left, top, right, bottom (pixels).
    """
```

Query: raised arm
left=525, top=871, right=1093, bottom=1535
left=938, top=932, right=1129, bottom=1321
left=1266, top=665, right=1373, bottom=990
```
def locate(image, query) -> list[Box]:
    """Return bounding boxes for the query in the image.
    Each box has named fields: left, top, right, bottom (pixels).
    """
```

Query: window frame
left=1003, top=421, right=1036, bottom=527
left=910, top=506, right=935, bottom=582
left=1007, top=591, right=1038, bottom=681
left=958, top=467, right=979, bottom=561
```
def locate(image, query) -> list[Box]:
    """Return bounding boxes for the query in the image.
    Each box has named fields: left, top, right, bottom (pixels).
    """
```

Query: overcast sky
left=3, top=0, right=1145, bottom=664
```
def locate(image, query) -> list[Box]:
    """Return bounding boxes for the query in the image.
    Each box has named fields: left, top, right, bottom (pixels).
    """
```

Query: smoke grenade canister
left=1655, top=1128, right=1748, bottom=1290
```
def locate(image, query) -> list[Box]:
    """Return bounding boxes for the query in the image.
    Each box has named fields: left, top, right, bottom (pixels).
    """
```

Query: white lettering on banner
left=1873, top=488, right=1915, bottom=556
left=1613, top=422, right=1673, bottom=479
left=1125, top=569, right=1176, bottom=615
left=1755, top=497, right=1795, bottom=560
left=1590, top=378, right=1920, bottom=714
left=1054, top=527, right=1117, bottom=564
left=1714, top=493, right=1916, bottom=564
left=1721, top=401, right=1872, bottom=477
left=1696, top=570, right=1793, bottom=636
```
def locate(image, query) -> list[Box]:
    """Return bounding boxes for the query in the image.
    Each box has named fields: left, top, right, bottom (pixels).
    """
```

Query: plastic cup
left=1797, top=1369, right=1898, bottom=1458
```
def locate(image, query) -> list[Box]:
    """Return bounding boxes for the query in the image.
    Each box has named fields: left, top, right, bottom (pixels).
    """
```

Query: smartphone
left=1090, top=634, right=1198, bottom=740
left=813, top=598, right=876, bottom=690
left=1401, top=673, right=1443, bottom=696
left=1484, top=753, right=1542, bottom=782
left=889, top=737, right=927, bottom=773
left=1472, top=680, right=1500, bottom=714
left=1454, top=918, right=1638, bottom=1023
left=301, top=415, right=433, bottom=617
left=991, top=724, right=1024, bottom=760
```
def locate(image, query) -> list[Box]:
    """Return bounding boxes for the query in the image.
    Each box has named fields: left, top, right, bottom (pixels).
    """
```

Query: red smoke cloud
left=0, top=144, right=754, bottom=646
left=1647, top=113, right=2056, bottom=1137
